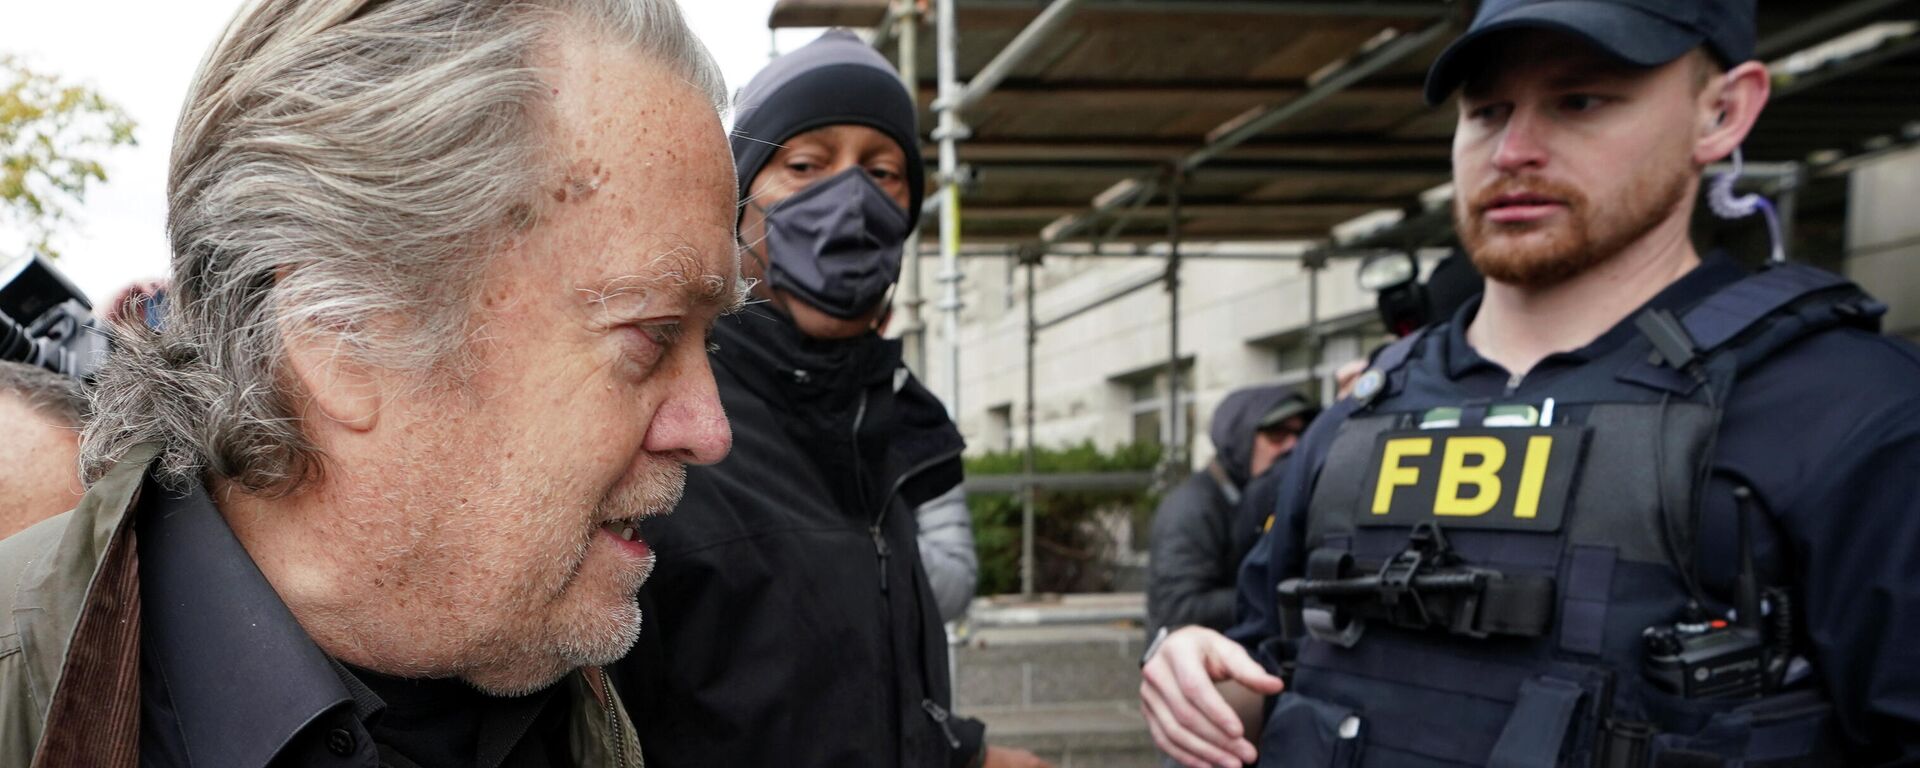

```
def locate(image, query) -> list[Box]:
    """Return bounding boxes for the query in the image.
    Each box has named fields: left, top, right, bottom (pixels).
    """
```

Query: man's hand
left=1334, top=358, right=1369, bottom=401
left=982, top=745, right=1053, bottom=768
left=1139, top=626, right=1285, bottom=768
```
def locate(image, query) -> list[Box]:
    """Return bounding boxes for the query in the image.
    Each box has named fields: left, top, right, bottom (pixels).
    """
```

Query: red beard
left=1455, top=162, right=1690, bottom=290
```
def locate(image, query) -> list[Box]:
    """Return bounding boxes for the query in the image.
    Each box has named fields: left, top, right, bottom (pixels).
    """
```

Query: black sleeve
left=1781, top=394, right=1920, bottom=764
left=1228, top=399, right=1357, bottom=662
left=948, top=714, right=987, bottom=768
left=1147, top=474, right=1236, bottom=633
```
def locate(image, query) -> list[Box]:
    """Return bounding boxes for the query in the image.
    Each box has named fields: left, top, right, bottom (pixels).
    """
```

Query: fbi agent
left=1137, top=0, right=1920, bottom=765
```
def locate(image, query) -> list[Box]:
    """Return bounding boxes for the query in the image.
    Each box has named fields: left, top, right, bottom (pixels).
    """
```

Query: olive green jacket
left=0, top=445, right=645, bottom=767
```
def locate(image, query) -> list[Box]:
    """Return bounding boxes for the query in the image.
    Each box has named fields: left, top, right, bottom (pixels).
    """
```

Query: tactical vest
left=1263, top=264, right=1884, bottom=768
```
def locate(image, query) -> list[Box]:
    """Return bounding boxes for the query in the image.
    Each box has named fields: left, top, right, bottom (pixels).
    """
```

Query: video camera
left=0, top=254, right=110, bottom=381
left=1357, top=249, right=1484, bottom=337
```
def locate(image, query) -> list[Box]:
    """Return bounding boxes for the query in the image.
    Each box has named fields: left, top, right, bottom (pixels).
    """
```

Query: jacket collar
left=710, top=306, right=899, bottom=405
left=12, top=443, right=158, bottom=722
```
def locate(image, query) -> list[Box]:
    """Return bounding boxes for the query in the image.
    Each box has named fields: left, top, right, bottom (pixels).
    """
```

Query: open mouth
left=600, top=518, right=643, bottom=543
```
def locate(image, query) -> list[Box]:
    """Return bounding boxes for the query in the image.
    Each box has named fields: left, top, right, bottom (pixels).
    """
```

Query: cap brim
left=1258, top=402, right=1318, bottom=430
left=1424, top=0, right=1705, bottom=105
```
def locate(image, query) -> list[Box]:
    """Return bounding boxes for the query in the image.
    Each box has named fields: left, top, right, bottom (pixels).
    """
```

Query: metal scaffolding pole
left=1304, top=251, right=1326, bottom=400
left=950, top=0, right=1449, bottom=17
left=934, top=0, right=967, bottom=415
left=958, top=0, right=1088, bottom=114
left=1037, top=18, right=1453, bottom=245
left=894, top=1, right=927, bottom=374
left=1181, top=20, right=1453, bottom=174
left=1165, top=174, right=1186, bottom=475
left=1021, top=250, right=1039, bottom=597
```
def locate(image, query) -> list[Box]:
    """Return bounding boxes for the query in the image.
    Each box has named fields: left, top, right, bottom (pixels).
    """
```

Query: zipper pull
left=921, top=699, right=963, bottom=750
left=871, top=525, right=891, bottom=592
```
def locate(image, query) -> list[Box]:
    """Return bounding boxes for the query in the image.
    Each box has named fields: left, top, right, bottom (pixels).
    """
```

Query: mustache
left=601, top=460, right=687, bottom=522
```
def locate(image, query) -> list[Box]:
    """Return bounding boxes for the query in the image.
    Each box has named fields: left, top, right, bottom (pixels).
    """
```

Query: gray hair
left=0, top=361, right=86, bottom=427
left=81, top=0, right=726, bottom=493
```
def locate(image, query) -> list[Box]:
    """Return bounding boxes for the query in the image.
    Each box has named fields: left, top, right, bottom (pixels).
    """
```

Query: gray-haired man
left=0, top=0, right=741, bottom=764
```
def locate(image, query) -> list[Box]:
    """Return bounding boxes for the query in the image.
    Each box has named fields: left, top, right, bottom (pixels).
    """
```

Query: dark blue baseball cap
left=1424, top=0, right=1757, bottom=105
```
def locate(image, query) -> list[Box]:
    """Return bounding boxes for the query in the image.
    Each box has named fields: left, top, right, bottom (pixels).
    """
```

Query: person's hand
left=982, top=745, right=1053, bottom=768
left=1334, top=358, right=1370, bottom=401
left=1139, top=626, right=1284, bottom=768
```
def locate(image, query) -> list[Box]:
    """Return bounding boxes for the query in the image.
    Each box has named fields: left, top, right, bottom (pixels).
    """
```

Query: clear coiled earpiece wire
left=1707, top=147, right=1786, bottom=263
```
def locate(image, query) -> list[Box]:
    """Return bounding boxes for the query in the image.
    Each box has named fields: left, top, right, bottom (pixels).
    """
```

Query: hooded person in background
left=611, top=30, right=1047, bottom=768
left=1147, top=387, right=1316, bottom=638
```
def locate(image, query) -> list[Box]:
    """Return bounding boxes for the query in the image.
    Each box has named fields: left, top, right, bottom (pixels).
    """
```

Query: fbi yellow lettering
left=1434, top=436, right=1505, bottom=516
left=1512, top=435, right=1554, bottom=519
left=1371, top=437, right=1432, bottom=515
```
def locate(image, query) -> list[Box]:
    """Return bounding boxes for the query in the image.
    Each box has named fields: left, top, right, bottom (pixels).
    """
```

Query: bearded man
left=1138, top=0, right=1920, bottom=765
left=0, top=0, right=741, bottom=764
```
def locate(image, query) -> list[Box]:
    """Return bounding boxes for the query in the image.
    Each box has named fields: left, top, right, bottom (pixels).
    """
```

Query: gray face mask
left=758, top=166, right=910, bottom=320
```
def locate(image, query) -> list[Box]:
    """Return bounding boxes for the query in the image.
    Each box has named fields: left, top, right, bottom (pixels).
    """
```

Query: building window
left=986, top=403, right=1014, bottom=454
left=1119, top=363, right=1195, bottom=455
left=1262, top=313, right=1390, bottom=403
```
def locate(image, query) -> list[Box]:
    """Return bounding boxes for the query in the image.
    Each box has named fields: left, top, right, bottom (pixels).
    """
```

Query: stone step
left=953, top=622, right=1148, bottom=710
left=968, top=702, right=1161, bottom=768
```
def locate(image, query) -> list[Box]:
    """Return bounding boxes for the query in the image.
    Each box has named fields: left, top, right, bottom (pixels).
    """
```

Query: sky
left=0, top=0, right=829, bottom=303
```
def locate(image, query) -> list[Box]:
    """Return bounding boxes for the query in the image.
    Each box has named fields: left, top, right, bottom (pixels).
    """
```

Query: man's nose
left=1491, top=107, right=1550, bottom=172
left=645, top=356, right=732, bottom=466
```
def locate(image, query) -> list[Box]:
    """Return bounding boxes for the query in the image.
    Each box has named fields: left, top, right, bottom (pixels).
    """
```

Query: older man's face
left=331, top=36, right=739, bottom=694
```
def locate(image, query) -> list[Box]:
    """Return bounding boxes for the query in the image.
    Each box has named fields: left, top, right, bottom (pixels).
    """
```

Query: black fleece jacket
left=612, top=307, right=983, bottom=768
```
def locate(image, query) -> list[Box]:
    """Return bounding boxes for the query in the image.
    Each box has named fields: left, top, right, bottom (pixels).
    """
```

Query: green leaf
left=0, top=54, right=137, bottom=260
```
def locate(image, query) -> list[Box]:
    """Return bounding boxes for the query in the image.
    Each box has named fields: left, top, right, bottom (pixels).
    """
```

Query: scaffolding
left=765, top=0, right=1920, bottom=597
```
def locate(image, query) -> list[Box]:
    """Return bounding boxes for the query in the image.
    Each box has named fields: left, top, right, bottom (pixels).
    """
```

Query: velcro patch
left=1358, top=427, right=1587, bottom=532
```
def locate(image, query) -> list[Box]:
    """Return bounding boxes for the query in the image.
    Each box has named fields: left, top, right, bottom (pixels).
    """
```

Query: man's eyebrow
left=575, top=247, right=750, bottom=321
left=691, top=269, right=752, bottom=316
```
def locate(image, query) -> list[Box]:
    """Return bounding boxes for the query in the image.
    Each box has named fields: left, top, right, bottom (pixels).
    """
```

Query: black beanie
left=730, top=29, right=926, bottom=230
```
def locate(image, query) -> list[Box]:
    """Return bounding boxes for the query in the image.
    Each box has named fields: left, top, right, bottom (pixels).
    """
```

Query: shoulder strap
left=1629, top=263, right=1886, bottom=394
left=1352, top=325, right=1434, bottom=409
left=1682, top=262, right=1884, bottom=356
left=1373, top=325, right=1433, bottom=378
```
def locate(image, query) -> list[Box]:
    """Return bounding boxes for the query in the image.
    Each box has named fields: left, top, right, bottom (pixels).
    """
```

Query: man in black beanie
left=611, top=30, right=1048, bottom=768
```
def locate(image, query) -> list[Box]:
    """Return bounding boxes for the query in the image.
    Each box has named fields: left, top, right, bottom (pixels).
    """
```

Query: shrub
left=964, top=441, right=1163, bottom=595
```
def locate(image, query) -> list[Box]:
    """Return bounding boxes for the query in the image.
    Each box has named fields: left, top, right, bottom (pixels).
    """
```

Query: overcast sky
left=0, top=0, right=828, bottom=302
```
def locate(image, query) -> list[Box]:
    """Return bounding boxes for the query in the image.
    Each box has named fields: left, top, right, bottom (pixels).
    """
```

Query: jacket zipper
left=871, top=524, right=891, bottom=592
left=599, top=666, right=628, bottom=768
left=920, top=699, right=964, bottom=750
left=850, top=389, right=889, bottom=592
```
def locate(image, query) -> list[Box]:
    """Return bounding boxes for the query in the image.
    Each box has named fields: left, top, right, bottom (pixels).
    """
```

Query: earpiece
left=1708, top=148, right=1786, bottom=263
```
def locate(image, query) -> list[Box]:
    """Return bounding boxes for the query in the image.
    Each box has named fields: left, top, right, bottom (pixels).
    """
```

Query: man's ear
left=1695, top=60, right=1771, bottom=166
left=283, top=327, right=384, bottom=432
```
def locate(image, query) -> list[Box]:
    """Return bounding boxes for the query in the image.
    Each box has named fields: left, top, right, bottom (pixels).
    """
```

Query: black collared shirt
left=136, top=480, right=568, bottom=768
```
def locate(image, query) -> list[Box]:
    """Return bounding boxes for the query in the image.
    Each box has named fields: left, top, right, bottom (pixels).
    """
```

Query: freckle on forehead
left=550, top=159, right=609, bottom=205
